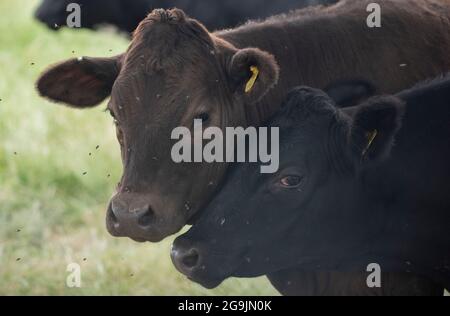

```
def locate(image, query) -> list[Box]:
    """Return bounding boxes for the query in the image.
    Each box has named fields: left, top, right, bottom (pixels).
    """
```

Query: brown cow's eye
left=107, top=108, right=116, bottom=120
left=116, top=126, right=124, bottom=147
left=280, top=175, right=303, bottom=188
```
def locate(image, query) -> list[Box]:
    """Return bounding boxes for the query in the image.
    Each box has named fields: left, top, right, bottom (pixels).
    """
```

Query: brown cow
left=37, top=0, right=450, bottom=295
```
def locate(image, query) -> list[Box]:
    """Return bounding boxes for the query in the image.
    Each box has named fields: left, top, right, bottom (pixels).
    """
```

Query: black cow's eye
left=280, top=175, right=303, bottom=188
left=195, top=112, right=210, bottom=122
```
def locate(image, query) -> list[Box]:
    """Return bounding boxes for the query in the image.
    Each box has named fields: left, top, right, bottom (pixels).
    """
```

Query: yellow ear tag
left=245, top=66, right=259, bottom=93
left=362, top=129, right=378, bottom=157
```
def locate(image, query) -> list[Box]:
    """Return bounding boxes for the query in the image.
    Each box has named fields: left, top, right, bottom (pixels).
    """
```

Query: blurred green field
left=0, top=0, right=278, bottom=296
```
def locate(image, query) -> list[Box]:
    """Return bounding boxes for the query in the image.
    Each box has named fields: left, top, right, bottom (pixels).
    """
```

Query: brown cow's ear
left=349, top=96, right=405, bottom=165
left=36, top=55, right=122, bottom=108
left=229, top=48, right=279, bottom=104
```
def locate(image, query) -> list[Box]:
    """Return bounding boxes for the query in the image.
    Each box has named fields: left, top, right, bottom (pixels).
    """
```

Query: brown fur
left=216, top=0, right=450, bottom=123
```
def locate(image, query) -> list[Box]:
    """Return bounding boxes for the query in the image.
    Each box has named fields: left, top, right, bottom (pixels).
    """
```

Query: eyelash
left=116, top=127, right=124, bottom=147
left=106, top=109, right=119, bottom=124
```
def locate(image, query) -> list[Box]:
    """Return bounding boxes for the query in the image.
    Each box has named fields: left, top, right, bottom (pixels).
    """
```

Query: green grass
left=0, top=0, right=278, bottom=296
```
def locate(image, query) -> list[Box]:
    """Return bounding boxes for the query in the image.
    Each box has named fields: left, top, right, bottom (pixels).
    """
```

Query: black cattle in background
left=34, top=0, right=338, bottom=33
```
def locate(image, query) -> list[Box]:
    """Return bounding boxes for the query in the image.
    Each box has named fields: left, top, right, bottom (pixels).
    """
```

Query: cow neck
left=352, top=170, right=450, bottom=288
left=308, top=192, right=450, bottom=288
left=244, top=95, right=283, bottom=127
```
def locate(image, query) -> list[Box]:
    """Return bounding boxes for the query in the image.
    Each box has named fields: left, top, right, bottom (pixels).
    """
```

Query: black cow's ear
left=325, top=79, right=376, bottom=108
left=228, top=48, right=279, bottom=104
left=350, top=96, right=405, bottom=165
left=36, top=55, right=122, bottom=108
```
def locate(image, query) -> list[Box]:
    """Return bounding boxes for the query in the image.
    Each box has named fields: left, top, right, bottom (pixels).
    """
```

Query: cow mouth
left=130, top=237, right=147, bottom=243
left=187, top=275, right=225, bottom=290
left=186, top=212, right=201, bottom=226
left=127, top=234, right=167, bottom=243
left=182, top=261, right=243, bottom=289
left=186, top=204, right=207, bottom=225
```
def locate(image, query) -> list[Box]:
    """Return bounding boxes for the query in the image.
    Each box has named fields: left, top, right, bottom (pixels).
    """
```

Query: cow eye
left=280, top=175, right=303, bottom=188
left=107, top=108, right=116, bottom=120
left=116, top=126, right=124, bottom=147
left=194, top=112, right=210, bottom=122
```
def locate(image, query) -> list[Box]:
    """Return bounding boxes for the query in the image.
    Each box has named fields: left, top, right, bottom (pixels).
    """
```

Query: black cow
left=34, top=0, right=337, bottom=33
left=171, top=77, right=450, bottom=295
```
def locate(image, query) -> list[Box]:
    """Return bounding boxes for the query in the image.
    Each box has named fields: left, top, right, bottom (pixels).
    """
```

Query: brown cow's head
left=36, top=9, right=280, bottom=242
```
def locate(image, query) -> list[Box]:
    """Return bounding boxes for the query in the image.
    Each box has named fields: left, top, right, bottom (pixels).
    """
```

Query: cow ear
left=36, top=55, right=122, bottom=108
left=325, top=79, right=376, bottom=108
left=349, top=96, right=405, bottom=165
left=229, top=48, right=279, bottom=104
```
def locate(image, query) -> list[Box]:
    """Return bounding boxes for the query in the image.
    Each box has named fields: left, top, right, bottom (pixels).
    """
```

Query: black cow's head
left=171, top=86, right=405, bottom=289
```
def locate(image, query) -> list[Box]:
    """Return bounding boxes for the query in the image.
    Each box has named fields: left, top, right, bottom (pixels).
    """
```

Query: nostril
left=108, top=206, right=120, bottom=229
left=182, top=249, right=200, bottom=269
left=137, top=207, right=155, bottom=228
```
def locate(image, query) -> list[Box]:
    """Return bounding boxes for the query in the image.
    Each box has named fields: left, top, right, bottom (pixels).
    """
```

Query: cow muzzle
left=171, top=237, right=226, bottom=289
left=106, top=193, right=181, bottom=242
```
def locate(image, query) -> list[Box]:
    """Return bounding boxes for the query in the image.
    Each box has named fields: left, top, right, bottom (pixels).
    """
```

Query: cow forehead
left=113, top=53, right=227, bottom=113
left=119, top=11, right=229, bottom=85
left=131, top=9, right=215, bottom=53
left=121, top=36, right=220, bottom=84
left=113, top=60, right=219, bottom=103
left=110, top=73, right=211, bottom=125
